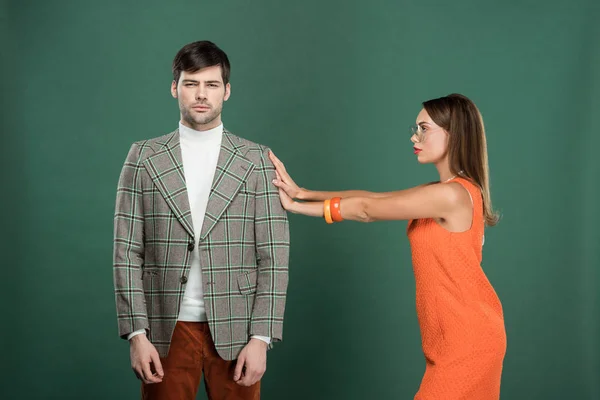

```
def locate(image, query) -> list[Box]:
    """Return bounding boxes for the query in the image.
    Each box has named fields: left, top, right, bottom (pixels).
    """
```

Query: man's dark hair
left=172, top=41, right=230, bottom=85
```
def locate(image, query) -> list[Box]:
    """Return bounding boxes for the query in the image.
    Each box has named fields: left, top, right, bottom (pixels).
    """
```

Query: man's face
left=171, top=65, right=231, bottom=131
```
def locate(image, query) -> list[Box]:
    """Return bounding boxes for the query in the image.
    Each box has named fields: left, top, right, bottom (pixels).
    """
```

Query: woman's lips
left=414, top=147, right=422, bottom=154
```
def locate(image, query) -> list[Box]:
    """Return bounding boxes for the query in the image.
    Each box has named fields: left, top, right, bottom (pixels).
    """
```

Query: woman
left=269, top=93, right=506, bottom=399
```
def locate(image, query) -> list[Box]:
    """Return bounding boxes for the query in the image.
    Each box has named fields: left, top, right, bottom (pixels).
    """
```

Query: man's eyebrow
left=181, top=79, right=222, bottom=84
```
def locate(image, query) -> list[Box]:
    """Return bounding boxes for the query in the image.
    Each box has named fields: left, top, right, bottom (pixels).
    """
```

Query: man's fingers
left=141, top=361, right=153, bottom=383
left=240, top=361, right=264, bottom=386
left=245, top=368, right=257, bottom=385
left=134, top=366, right=153, bottom=384
left=238, top=368, right=261, bottom=387
left=233, top=355, right=245, bottom=381
left=252, top=365, right=266, bottom=385
left=132, top=367, right=142, bottom=381
left=150, top=351, right=164, bottom=378
left=142, top=360, right=162, bottom=383
left=249, top=370, right=260, bottom=386
left=237, top=374, right=253, bottom=387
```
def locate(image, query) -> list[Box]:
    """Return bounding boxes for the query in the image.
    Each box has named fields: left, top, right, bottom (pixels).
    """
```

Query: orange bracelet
left=323, top=199, right=333, bottom=224
left=330, top=197, right=343, bottom=222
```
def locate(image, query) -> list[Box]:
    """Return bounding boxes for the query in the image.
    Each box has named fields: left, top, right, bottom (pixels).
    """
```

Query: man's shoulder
left=225, top=130, right=271, bottom=165
left=128, top=130, right=178, bottom=160
left=225, top=130, right=268, bottom=152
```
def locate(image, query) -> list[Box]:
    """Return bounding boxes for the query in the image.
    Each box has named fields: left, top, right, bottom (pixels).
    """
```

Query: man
left=113, top=40, right=290, bottom=400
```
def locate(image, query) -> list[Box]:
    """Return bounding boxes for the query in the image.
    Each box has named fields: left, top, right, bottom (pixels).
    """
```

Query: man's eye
left=185, top=84, right=196, bottom=87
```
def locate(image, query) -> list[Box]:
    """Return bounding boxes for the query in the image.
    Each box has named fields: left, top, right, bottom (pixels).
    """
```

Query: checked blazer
left=113, top=128, right=290, bottom=360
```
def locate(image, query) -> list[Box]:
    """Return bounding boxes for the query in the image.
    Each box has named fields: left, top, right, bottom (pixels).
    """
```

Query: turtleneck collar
left=179, top=121, right=223, bottom=144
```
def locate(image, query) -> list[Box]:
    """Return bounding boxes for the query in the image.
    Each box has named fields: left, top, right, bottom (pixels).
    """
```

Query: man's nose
left=195, top=86, right=207, bottom=100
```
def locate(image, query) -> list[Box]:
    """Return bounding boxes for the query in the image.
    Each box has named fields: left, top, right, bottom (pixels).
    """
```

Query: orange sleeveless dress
left=407, top=177, right=506, bottom=399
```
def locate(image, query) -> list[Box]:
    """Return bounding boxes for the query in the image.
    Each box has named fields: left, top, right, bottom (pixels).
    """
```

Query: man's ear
left=224, top=83, right=231, bottom=101
left=171, top=80, right=178, bottom=98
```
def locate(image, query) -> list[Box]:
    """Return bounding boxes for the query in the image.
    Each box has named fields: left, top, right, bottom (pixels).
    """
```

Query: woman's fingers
left=269, top=151, right=299, bottom=198
left=273, top=178, right=290, bottom=192
left=269, top=152, right=298, bottom=191
left=268, top=151, right=280, bottom=168
left=272, top=170, right=282, bottom=187
left=269, top=151, right=288, bottom=174
left=276, top=165, right=292, bottom=185
left=278, top=187, right=294, bottom=210
left=273, top=162, right=291, bottom=186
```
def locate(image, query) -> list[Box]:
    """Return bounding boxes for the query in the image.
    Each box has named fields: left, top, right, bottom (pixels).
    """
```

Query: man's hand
left=130, top=334, right=164, bottom=384
left=233, top=338, right=268, bottom=386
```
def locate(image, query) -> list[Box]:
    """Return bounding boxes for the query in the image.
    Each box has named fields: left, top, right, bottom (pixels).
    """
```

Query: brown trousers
left=141, top=321, right=260, bottom=400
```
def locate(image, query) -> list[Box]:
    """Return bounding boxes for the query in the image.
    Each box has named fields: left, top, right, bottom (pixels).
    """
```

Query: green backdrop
left=3, top=0, right=599, bottom=399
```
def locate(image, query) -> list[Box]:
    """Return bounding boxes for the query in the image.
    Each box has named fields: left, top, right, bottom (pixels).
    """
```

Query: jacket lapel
left=142, top=130, right=195, bottom=238
left=199, top=129, right=255, bottom=241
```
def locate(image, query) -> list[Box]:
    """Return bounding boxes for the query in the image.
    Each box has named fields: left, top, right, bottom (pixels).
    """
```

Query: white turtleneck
left=177, top=121, right=223, bottom=321
left=128, top=122, right=270, bottom=344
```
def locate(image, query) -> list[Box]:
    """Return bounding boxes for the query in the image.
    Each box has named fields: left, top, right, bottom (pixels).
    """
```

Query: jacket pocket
left=237, top=270, right=258, bottom=295
left=142, top=268, right=159, bottom=279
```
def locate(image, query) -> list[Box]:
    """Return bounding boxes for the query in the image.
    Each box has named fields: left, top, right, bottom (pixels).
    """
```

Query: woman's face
left=411, top=108, right=449, bottom=164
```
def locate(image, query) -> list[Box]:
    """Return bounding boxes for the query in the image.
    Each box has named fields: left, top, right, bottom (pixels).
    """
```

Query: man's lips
left=192, top=105, right=210, bottom=111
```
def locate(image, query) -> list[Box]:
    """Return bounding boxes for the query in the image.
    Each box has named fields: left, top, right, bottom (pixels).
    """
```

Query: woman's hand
left=268, top=150, right=325, bottom=217
left=269, top=151, right=303, bottom=200
left=274, top=170, right=296, bottom=211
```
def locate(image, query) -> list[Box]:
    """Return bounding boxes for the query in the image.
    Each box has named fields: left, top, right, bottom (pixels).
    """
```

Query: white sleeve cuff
left=127, top=329, right=147, bottom=340
left=251, top=335, right=271, bottom=345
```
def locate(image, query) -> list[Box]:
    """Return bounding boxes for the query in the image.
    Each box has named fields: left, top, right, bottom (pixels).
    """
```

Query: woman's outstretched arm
left=268, top=151, right=429, bottom=201
left=280, top=182, right=462, bottom=223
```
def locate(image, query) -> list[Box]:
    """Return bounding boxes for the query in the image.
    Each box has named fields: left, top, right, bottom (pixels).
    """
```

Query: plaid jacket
left=113, top=128, right=290, bottom=360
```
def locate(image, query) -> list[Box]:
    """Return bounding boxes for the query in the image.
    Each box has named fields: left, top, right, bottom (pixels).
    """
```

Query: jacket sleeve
left=251, top=146, right=290, bottom=342
left=113, top=142, right=149, bottom=339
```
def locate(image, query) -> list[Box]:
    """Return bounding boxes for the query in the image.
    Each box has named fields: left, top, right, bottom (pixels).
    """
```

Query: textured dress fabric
left=407, top=177, right=506, bottom=399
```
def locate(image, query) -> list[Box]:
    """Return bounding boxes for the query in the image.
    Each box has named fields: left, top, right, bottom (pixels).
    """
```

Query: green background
left=3, top=0, right=599, bottom=399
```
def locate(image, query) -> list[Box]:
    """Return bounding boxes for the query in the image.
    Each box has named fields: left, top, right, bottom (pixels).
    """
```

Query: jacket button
left=187, top=242, right=194, bottom=251
left=180, top=275, right=188, bottom=284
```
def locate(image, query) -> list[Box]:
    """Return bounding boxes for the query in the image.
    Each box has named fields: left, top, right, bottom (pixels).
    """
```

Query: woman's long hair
left=423, top=93, right=499, bottom=226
